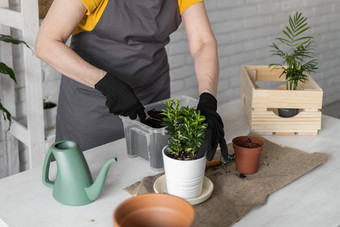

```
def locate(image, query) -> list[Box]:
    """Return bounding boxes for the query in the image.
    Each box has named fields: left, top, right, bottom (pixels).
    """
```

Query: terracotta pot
left=113, top=193, right=195, bottom=227
left=232, top=136, right=264, bottom=174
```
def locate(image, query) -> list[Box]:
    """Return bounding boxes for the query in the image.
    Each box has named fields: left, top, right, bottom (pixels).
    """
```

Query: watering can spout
left=85, top=157, right=117, bottom=201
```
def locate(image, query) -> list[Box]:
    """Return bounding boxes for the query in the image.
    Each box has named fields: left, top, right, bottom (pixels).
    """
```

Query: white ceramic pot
left=162, top=146, right=206, bottom=199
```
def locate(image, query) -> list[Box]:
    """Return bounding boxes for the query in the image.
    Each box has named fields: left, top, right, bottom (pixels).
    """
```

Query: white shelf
left=0, top=0, right=45, bottom=171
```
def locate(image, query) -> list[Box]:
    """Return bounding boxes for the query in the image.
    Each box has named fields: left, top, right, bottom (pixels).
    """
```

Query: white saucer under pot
left=161, top=146, right=213, bottom=202
left=153, top=175, right=214, bottom=205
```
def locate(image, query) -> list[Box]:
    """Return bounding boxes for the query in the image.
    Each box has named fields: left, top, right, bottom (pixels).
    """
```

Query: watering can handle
left=42, top=147, right=55, bottom=188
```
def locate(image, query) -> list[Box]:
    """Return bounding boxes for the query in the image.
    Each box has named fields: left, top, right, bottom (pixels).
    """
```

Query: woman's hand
left=95, top=72, right=146, bottom=121
left=197, top=93, right=229, bottom=161
left=182, top=3, right=228, bottom=161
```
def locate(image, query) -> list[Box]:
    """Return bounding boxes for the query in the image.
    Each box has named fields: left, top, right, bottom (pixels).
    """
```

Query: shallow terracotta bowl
left=113, top=193, right=195, bottom=227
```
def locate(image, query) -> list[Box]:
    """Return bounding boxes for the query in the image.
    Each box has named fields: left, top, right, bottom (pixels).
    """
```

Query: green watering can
left=42, top=140, right=117, bottom=206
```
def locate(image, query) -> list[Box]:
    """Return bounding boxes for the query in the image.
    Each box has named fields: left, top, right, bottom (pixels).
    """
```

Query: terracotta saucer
left=153, top=174, right=213, bottom=205
left=113, top=193, right=195, bottom=227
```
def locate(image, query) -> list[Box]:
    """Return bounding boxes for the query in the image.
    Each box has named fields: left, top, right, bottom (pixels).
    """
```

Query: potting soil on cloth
left=125, top=135, right=328, bottom=227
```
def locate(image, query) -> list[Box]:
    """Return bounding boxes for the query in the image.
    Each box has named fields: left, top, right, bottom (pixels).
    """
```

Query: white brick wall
left=169, top=0, right=340, bottom=106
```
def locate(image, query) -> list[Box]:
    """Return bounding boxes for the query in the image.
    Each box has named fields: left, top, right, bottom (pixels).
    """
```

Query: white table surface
left=1, top=100, right=340, bottom=227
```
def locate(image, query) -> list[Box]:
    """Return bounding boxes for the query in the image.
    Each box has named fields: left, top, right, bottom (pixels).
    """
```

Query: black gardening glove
left=95, top=72, right=146, bottom=121
left=197, top=93, right=229, bottom=162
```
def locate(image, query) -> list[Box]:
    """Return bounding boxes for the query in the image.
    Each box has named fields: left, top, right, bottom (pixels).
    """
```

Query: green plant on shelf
left=0, top=34, right=31, bottom=130
left=269, top=12, right=318, bottom=90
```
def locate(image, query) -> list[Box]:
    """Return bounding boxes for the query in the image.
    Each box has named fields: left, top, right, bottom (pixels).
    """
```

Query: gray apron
left=56, top=0, right=181, bottom=150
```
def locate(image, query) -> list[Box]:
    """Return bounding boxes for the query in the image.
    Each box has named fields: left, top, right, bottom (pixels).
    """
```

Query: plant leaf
left=285, top=26, right=294, bottom=38
left=293, top=40, right=310, bottom=47
left=0, top=99, right=12, bottom=130
left=289, top=16, right=295, bottom=32
left=295, top=26, right=310, bottom=37
left=294, top=12, right=302, bottom=24
left=0, top=34, right=32, bottom=50
left=294, top=36, right=312, bottom=42
left=276, top=38, right=291, bottom=46
left=283, top=29, right=293, bottom=41
left=0, top=62, right=17, bottom=83
left=295, top=17, right=307, bottom=29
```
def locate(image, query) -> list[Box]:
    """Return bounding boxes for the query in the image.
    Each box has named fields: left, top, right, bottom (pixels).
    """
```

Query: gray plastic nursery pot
left=120, top=96, right=198, bottom=171
left=278, top=108, right=299, bottom=118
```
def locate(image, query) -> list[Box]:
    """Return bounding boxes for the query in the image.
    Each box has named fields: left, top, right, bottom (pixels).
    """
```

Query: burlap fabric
left=125, top=136, right=328, bottom=227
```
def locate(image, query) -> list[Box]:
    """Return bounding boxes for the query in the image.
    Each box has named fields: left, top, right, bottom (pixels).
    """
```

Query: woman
left=35, top=0, right=228, bottom=161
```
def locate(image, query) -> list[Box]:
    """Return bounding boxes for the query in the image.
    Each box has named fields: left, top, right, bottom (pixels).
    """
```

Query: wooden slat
left=303, top=108, right=319, bottom=112
left=252, top=131, right=273, bottom=136
left=252, top=88, right=323, bottom=109
left=253, top=108, right=267, bottom=112
left=21, top=0, right=45, bottom=168
left=243, top=65, right=286, bottom=82
left=253, top=130, right=318, bottom=136
left=297, top=131, right=318, bottom=135
left=6, top=134, right=19, bottom=175
left=240, top=85, right=252, bottom=124
left=250, top=110, right=322, bottom=131
left=299, top=74, right=322, bottom=90
left=247, top=68, right=257, bottom=83
left=0, top=8, right=22, bottom=30
left=240, top=66, right=255, bottom=107
left=240, top=66, right=255, bottom=89
left=275, top=132, right=295, bottom=136
left=10, top=120, right=29, bottom=145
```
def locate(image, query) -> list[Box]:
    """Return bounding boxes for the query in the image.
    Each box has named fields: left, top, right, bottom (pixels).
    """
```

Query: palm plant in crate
left=269, top=12, right=318, bottom=117
left=0, top=34, right=31, bottom=129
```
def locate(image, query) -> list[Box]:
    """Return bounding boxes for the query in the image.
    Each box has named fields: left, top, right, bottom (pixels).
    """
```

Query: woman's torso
left=70, top=0, right=182, bottom=103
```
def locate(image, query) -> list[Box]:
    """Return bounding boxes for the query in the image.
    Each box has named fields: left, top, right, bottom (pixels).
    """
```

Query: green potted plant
left=0, top=34, right=31, bottom=130
left=160, top=99, right=208, bottom=200
left=269, top=12, right=318, bottom=117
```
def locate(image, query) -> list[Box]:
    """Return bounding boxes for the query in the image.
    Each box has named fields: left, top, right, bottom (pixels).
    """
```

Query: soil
left=238, top=138, right=262, bottom=148
left=239, top=173, right=246, bottom=178
left=142, top=109, right=164, bottom=128
left=147, top=110, right=163, bottom=120
left=167, top=150, right=197, bottom=160
left=143, top=118, right=163, bottom=128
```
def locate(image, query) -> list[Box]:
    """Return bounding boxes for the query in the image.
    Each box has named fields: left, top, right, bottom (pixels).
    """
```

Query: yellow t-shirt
left=73, top=0, right=203, bottom=34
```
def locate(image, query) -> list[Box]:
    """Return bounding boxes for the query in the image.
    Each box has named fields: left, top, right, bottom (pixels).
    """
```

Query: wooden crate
left=240, top=65, right=323, bottom=135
